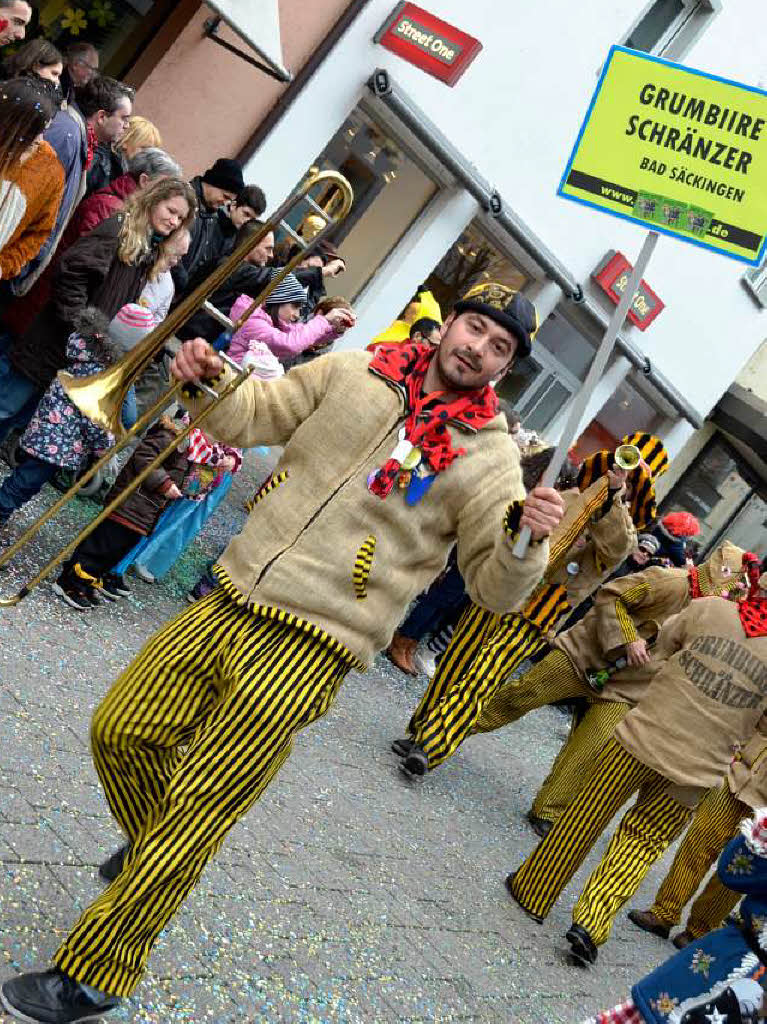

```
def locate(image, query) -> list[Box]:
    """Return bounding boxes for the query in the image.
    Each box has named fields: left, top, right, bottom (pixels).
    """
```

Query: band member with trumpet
left=0, top=283, right=564, bottom=1022
left=506, top=554, right=767, bottom=968
left=476, top=540, right=746, bottom=836
left=392, top=432, right=667, bottom=780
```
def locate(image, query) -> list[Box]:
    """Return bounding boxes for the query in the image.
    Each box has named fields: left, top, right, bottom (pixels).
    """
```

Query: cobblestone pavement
left=0, top=453, right=688, bottom=1023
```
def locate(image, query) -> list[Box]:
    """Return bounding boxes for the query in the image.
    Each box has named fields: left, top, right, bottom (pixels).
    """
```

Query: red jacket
left=59, top=173, right=137, bottom=252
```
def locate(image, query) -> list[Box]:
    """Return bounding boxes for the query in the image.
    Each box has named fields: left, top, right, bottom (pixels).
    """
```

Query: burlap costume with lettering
left=615, top=597, right=767, bottom=803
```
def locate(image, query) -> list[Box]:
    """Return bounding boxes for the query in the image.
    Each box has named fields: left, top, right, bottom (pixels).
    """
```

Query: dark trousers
left=62, top=518, right=142, bottom=581
left=0, top=452, right=57, bottom=521
left=399, top=551, right=467, bottom=641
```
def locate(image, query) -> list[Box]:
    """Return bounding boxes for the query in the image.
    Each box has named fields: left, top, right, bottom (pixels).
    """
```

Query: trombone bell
left=614, top=444, right=641, bottom=471
left=59, top=364, right=130, bottom=440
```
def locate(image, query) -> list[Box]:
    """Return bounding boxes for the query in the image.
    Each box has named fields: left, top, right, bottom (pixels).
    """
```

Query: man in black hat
left=0, top=280, right=563, bottom=1023
left=172, top=157, right=247, bottom=295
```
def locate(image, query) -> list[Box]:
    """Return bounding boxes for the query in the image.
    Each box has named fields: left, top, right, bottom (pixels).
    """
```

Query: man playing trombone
left=1, top=282, right=563, bottom=1023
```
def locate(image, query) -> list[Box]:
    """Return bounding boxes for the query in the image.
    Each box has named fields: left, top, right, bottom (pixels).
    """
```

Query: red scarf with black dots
left=739, top=553, right=767, bottom=638
left=368, top=342, right=500, bottom=499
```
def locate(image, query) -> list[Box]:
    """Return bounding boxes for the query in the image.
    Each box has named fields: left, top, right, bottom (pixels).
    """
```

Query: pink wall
left=131, top=0, right=353, bottom=179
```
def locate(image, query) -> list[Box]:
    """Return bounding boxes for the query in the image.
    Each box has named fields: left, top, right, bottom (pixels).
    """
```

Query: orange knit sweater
left=0, top=141, right=65, bottom=280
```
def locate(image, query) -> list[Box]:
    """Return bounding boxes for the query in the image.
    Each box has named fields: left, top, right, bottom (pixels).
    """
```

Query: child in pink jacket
left=227, top=270, right=355, bottom=366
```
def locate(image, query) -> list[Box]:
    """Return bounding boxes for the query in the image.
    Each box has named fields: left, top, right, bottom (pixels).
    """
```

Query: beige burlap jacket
left=615, top=598, right=767, bottom=803
left=182, top=349, right=549, bottom=666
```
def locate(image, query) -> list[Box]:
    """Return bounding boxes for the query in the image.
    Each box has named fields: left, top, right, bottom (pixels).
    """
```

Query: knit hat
left=263, top=270, right=307, bottom=307
left=201, top=158, right=244, bottom=195
left=577, top=432, right=669, bottom=530
left=108, top=303, right=158, bottom=352
left=454, top=283, right=539, bottom=357
left=637, top=533, right=660, bottom=554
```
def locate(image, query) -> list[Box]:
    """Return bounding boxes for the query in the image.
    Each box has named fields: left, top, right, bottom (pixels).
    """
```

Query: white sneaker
left=413, top=649, right=437, bottom=678
left=134, top=565, right=156, bottom=583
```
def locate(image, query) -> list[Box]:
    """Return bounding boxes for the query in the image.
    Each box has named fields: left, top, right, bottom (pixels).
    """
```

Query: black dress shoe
left=0, top=968, right=120, bottom=1022
left=391, top=737, right=415, bottom=757
left=526, top=811, right=554, bottom=838
left=504, top=872, right=544, bottom=923
left=98, top=843, right=130, bottom=883
left=400, top=745, right=429, bottom=778
left=566, top=923, right=598, bottom=966
left=681, top=985, right=757, bottom=1023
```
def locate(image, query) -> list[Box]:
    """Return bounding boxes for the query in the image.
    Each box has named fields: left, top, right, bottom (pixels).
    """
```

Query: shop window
left=282, top=106, right=438, bottom=303
left=622, top=0, right=721, bottom=60
left=660, top=436, right=766, bottom=556
left=423, top=221, right=529, bottom=313
left=35, top=0, right=177, bottom=78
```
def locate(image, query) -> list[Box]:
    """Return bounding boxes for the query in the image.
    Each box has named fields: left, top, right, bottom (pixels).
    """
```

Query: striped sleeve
left=613, top=581, right=651, bottom=645
left=546, top=479, right=609, bottom=576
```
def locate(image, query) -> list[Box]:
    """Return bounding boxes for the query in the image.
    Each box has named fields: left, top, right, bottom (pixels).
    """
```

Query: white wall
left=246, top=0, right=766, bottom=425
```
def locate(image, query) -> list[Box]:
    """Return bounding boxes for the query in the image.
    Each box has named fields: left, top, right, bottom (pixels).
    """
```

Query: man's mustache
left=454, top=349, right=482, bottom=371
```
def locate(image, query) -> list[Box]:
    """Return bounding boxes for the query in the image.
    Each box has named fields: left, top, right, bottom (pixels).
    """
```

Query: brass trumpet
left=614, top=444, right=642, bottom=471
left=0, top=169, right=354, bottom=607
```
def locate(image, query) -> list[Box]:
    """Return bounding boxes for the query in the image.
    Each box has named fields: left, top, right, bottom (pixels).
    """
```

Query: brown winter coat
left=181, top=349, right=549, bottom=667
left=9, top=214, right=152, bottom=389
left=105, top=420, right=188, bottom=536
left=615, top=597, right=767, bottom=805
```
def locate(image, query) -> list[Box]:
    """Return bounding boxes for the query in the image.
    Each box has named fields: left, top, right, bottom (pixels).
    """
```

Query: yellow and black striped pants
left=530, top=700, right=631, bottom=824
left=54, top=588, right=350, bottom=997
left=475, top=649, right=590, bottom=733
left=407, top=602, right=545, bottom=770
left=509, top=737, right=692, bottom=945
left=646, top=783, right=745, bottom=939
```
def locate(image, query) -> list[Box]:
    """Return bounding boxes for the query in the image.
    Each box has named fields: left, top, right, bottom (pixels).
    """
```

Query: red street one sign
left=374, top=3, right=482, bottom=87
left=592, top=250, right=665, bottom=331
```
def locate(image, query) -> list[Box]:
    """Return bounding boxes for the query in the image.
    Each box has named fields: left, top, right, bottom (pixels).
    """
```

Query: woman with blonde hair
left=115, top=115, right=162, bottom=160
left=0, top=177, right=196, bottom=443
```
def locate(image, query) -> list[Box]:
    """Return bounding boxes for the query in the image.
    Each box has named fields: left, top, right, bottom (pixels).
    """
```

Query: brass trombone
left=0, top=169, right=354, bottom=606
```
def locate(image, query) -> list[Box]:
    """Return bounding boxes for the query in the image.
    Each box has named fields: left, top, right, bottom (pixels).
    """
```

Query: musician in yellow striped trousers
left=1, top=288, right=565, bottom=1022
left=507, top=570, right=767, bottom=967
left=628, top=730, right=767, bottom=948
left=394, top=433, right=669, bottom=779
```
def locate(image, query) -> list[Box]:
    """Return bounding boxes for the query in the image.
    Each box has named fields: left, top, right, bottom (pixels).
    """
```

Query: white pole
left=513, top=230, right=660, bottom=559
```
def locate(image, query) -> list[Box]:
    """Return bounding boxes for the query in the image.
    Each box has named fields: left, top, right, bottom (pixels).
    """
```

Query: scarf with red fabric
left=368, top=342, right=500, bottom=499
left=739, top=552, right=767, bottom=638
left=85, top=122, right=97, bottom=171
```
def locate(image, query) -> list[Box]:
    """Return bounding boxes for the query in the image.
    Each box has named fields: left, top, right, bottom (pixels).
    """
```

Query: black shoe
left=566, top=923, right=598, bottom=966
left=526, top=811, right=554, bottom=838
left=51, top=579, right=94, bottom=611
left=0, top=968, right=120, bottom=1022
left=100, top=574, right=130, bottom=600
left=400, top=745, right=428, bottom=778
left=98, top=844, right=130, bottom=883
left=391, top=737, right=415, bottom=757
left=504, top=872, right=544, bottom=923
left=680, top=985, right=757, bottom=1023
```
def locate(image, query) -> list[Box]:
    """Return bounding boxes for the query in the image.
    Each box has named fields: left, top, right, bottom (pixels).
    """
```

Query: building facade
left=37, top=0, right=767, bottom=556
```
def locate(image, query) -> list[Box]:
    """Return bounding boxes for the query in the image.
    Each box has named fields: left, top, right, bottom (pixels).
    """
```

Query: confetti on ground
left=0, top=450, right=682, bottom=1022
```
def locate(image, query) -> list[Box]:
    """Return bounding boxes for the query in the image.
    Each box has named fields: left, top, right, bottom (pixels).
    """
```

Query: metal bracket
left=203, top=17, right=289, bottom=82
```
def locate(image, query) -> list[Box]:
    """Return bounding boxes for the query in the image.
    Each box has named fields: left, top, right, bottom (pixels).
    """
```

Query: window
left=622, top=0, right=721, bottom=60
left=282, top=106, right=438, bottom=302
left=423, top=221, right=529, bottom=313
left=660, top=436, right=767, bottom=557
left=34, top=0, right=177, bottom=78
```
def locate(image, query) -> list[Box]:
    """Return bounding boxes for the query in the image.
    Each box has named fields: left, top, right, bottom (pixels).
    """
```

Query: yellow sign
left=559, top=46, right=767, bottom=264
